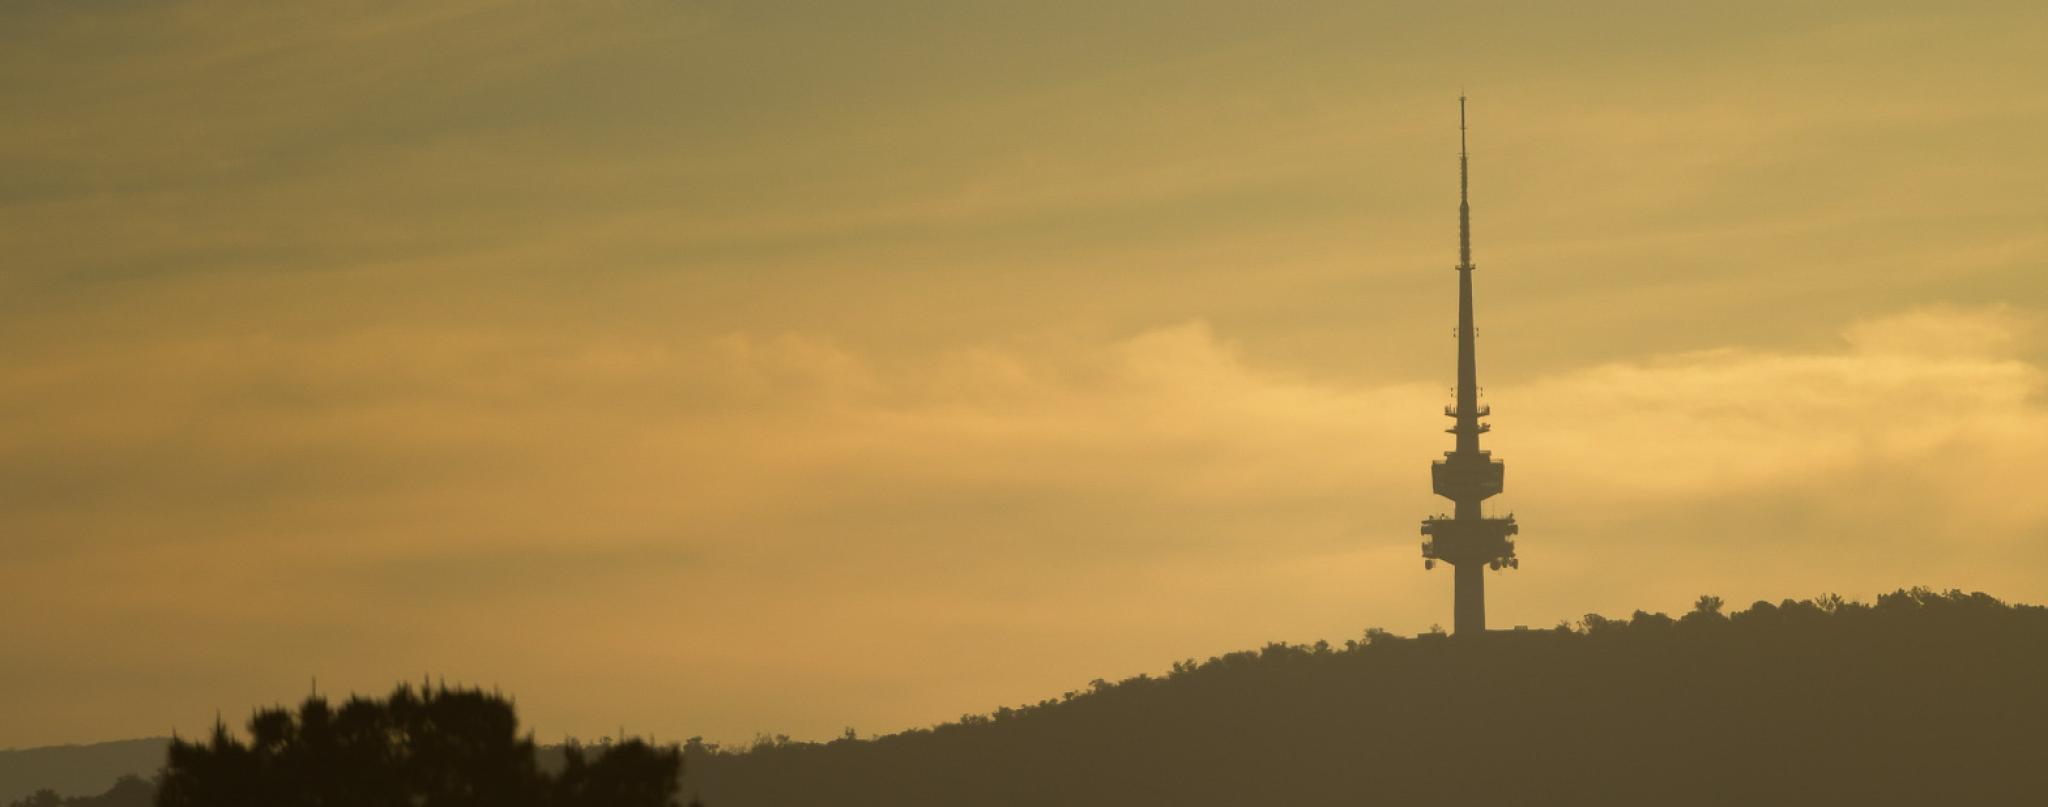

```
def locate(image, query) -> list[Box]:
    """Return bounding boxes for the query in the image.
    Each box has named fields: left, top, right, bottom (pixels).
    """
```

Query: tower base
left=1454, top=562, right=1485, bottom=635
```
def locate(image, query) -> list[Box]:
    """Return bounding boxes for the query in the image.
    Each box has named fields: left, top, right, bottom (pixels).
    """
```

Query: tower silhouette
left=1420, top=97, right=1520, bottom=636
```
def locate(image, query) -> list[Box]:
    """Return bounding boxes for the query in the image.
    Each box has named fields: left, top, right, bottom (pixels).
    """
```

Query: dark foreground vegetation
left=12, top=589, right=2046, bottom=806
left=680, top=589, right=2048, bottom=806
left=3, top=685, right=685, bottom=807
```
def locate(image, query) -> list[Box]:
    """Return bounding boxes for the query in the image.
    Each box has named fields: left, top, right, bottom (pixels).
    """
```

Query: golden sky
left=3, top=0, right=2045, bottom=749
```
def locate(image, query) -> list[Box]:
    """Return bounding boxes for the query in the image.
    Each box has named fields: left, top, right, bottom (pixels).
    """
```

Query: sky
left=2, top=0, right=2045, bottom=749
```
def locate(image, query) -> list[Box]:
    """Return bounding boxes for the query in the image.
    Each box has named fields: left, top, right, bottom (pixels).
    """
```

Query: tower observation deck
left=1420, top=97, right=1520, bottom=636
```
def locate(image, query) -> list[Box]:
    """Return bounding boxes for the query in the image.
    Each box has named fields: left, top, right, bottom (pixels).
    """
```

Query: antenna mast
left=1459, top=95, right=1471, bottom=269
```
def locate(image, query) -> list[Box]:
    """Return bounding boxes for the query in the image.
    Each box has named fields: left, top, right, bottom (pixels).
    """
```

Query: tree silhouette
left=552, top=739, right=686, bottom=807
left=7, top=790, right=61, bottom=807
left=156, top=684, right=681, bottom=807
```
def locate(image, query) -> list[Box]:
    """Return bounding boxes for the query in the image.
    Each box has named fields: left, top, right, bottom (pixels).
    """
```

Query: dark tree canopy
left=156, top=685, right=681, bottom=807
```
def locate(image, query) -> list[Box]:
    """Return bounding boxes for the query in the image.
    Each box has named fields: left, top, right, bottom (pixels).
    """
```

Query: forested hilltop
left=679, top=589, right=2048, bottom=807
left=12, top=589, right=2047, bottom=806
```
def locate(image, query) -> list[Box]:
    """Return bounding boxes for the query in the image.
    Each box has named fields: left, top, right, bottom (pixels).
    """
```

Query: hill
left=0, top=740, right=165, bottom=805
left=678, top=589, right=2048, bottom=806
left=12, top=589, right=2047, bottom=806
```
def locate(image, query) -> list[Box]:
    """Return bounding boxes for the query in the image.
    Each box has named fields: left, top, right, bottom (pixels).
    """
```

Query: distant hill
left=679, top=589, right=2048, bottom=807
left=0, top=739, right=165, bottom=805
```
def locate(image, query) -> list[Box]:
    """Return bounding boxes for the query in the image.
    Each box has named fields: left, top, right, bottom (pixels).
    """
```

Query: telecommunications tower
left=1420, top=97, right=1520, bottom=635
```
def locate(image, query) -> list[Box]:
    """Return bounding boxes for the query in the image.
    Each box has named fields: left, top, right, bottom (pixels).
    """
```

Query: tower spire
left=1421, top=96, right=1521, bottom=636
left=1459, top=95, right=1471, bottom=269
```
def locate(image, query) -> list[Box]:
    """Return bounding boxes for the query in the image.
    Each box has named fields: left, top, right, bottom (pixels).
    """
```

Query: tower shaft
left=1456, top=261, right=1479, bottom=462
left=1456, top=561, right=1485, bottom=635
